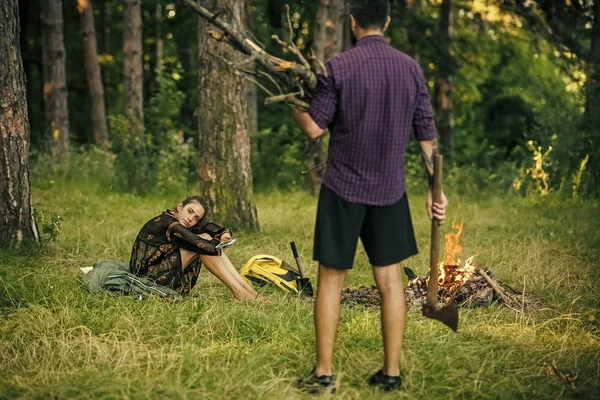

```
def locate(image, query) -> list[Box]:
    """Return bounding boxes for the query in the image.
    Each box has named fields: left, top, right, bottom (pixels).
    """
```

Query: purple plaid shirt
left=309, top=35, right=437, bottom=206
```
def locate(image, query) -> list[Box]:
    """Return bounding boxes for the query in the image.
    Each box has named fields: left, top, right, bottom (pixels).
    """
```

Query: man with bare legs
left=292, top=0, right=447, bottom=392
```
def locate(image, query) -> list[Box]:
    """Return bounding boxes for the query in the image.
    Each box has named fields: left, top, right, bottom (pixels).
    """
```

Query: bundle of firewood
left=178, top=0, right=320, bottom=110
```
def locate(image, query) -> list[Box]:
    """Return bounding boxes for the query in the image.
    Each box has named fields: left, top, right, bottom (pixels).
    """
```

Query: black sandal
left=368, top=369, right=402, bottom=391
left=297, top=368, right=336, bottom=394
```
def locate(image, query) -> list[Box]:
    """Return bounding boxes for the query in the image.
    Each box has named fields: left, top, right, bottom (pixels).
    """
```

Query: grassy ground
left=1, top=181, right=599, bottom=399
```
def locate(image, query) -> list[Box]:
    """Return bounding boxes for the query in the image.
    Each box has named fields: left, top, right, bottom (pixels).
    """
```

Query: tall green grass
left=1, top=181, right=599, bottom=399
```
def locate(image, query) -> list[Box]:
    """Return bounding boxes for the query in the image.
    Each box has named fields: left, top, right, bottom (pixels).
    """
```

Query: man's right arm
left=291, top=108, right=326, bottom=140
left=290, top=62, right=337, bottom=140
left=420, top=139, right=448, bottom=223
left=419, top=138, right=438, bottom=186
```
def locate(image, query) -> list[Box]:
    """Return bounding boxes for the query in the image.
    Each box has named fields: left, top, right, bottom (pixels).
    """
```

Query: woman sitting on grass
left=130, top=195, right=266, bottom=301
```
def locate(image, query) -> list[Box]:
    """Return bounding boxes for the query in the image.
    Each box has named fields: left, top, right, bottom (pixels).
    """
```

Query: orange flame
left=438, top=261, right=445, bottom=285
left=433, top=221, right=478, bottom=289
left=444, top=221, right=464, bottom=265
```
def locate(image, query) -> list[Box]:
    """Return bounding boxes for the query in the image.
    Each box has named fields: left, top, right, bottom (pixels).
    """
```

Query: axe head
left=422, top=302, right=459, bottom=332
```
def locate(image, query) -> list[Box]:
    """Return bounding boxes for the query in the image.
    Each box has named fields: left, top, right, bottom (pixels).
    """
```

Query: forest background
left=16, top=0, right=600, bottom=207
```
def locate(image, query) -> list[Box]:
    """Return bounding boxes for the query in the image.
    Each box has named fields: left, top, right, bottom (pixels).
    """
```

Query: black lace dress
left=129, top=210, right=232, bottom=295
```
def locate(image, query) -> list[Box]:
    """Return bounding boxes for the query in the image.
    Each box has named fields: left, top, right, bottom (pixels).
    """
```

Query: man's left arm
left=412, top=64, right=448, bottom=223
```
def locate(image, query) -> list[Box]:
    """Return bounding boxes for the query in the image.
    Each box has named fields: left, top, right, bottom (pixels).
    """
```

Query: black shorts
left=313, top=185, right=419, bottom=269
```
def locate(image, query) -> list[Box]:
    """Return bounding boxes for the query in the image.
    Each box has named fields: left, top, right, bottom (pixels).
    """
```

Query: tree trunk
left=99, top=0, right=110, bottom=91
left=155, top=3, right=163, bottom=74
left=77, top=0, right=109, bottom=148
left=98, top=0, right=105, bottom=53
left=267, top=0, right=285, bottom=31
left=41, top=0, right=69, bottom=163
left=313, top=0, right=345, bottom=69
left=19, top=0, right=30, bottom=61
left=246, top=1, right=258, bottom=138
left=436, top=0, right=453, bottom=161
left=198, top=0, right=258, bottom=231
left=341, top=0, right=351, bottom=51
left=586, top=0, right=600, bottom=192
left=175, top=34, right=195, bottom=128
left=408, top=0, right=422, bottom=64
left=308, top=0, right=345, bottom=196
left=123, top=0, right=144, bottom=130
left=0, top=0, right=40, bottom=247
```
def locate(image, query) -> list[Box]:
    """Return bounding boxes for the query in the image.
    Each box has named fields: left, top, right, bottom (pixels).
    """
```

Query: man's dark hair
left=348, top=0, right=390, bottom=29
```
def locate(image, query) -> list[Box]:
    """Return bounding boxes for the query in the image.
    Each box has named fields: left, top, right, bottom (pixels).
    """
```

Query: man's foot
left=368, top=369, right=402, bottom=392
left=297, top=369, right=336, bottom=394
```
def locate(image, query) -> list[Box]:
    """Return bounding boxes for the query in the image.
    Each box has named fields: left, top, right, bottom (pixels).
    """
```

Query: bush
left=109, top=113, right=153, bottom=195
left=30, top=146, right=115, bottom=189
left=110, top=62, right=195, bottom=196
left=251, top=123, right=312, bottom=191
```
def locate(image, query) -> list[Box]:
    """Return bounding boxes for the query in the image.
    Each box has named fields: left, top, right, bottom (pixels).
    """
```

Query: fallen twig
left=478, top=268, right=512, bottom=305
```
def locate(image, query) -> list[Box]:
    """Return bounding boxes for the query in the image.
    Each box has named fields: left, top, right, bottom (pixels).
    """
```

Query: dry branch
left=177, top=0, right=318, bottom=109
left=265, top=92, right=308, bottom=108
left=478, top=268, right=512, bottom=305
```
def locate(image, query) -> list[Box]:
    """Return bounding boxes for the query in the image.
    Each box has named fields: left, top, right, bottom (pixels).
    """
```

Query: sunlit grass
left=0, top=181, right=599, bottom=399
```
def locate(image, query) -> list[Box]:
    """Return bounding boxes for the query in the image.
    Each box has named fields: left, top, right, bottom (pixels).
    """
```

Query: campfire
left=342, top=222, right=526, bottom=310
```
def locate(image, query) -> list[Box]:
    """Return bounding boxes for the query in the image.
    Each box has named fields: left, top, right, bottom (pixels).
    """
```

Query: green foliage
left=512, top=141, right=554, bottom=198
left=21, top=0, right=597, bottom=200
left=147, top=63, right=186, bottom=128
left=153, top=133, right=196, bottom=197
left=386, top=2, right=591, bottom=198
left=251, top=121, right=312, bottom=190
left=109, top=62, right=195, bottom=197
left=109, top=113, right=153, bottom=195
left=146, top=62, right=197, bottom=196
left=30, top=146, right=116, bottom=188
left=572, top=154, right=590, bottom=200
left=32, top=209, right=62, bottom=251
left=510, top=141, right=593, bottom=202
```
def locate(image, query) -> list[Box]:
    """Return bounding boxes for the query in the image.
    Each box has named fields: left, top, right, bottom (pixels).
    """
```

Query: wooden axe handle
left=427, top=154, right=443, bottom=306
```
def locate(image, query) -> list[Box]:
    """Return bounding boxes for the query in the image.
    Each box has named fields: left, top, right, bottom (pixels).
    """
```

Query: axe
left=421, top=154, right=459, bottom=332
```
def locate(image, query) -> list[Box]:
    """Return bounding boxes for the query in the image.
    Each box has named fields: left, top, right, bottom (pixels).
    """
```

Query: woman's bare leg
left=180, top=232, right=266, bottom=301
left=199, top=254, right=260, bottom=300
left=180, top=248, right=247, bottom=299
left=180, top=248, right=199, bottom=270
left=217, top=252, right=265, bottom=299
